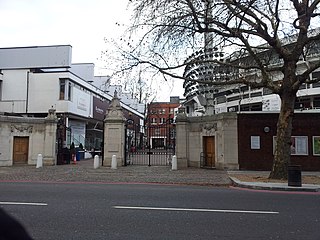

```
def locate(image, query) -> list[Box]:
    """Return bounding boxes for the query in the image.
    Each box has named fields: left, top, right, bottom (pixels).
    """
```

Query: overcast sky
left=0, top=0, right=184, bottom=100
left=0, top=0, right=129, bottom=63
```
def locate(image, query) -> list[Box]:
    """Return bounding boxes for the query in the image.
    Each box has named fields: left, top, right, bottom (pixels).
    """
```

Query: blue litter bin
left=78, top=151, right=85, bottom=160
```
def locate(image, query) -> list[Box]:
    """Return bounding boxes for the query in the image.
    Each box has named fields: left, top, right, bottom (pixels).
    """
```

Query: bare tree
left=115, top=0, right=320, bottom=179
left=101, top=31, right=176, bottom=103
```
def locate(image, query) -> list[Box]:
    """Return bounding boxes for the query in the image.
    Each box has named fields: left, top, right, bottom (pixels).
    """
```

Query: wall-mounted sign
left=93, top=97, right=110, bottom=121
left=251, top=136, right=260, bottom=149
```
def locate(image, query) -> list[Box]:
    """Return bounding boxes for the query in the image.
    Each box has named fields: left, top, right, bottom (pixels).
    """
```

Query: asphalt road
left=0, top=182, right=319, bottom=240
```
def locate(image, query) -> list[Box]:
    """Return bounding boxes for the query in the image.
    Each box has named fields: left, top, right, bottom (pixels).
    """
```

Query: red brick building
left=146, top=97, right=180, bottom=149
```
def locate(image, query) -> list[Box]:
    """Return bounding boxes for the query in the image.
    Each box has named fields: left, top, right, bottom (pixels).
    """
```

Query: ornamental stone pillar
left=103, top=91, right=126, bottom=167
left=43, top=108, right=58, bottom=165
left=175, top=107, right=189, bottom=168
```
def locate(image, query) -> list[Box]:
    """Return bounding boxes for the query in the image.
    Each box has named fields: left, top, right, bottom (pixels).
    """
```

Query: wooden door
left=13, top=137, right=29, bottom=164
left=203, top=136, right=215, bottom=168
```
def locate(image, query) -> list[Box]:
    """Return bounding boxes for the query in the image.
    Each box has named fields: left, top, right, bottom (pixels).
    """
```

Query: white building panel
left=0, top=45, right=72, bottom=69
left=0, top=100, right=26, bottom=113
left=0, top=70, right=28, bottom=113
left=70, top=87, right=92, bottom=117
left=27, top=71, right=93, bottom=117
left=70, top=63, right=94, bottom=82
left=2, top=70, right=28, bottom=100
left=28, top=72, right=61, bottom=113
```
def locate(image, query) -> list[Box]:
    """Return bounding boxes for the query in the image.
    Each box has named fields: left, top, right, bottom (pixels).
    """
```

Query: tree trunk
left=269, top=91, right=296, bottom=179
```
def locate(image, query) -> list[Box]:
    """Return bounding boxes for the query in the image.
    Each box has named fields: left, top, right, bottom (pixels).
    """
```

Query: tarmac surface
left=0, top=158, right=319, bottom=192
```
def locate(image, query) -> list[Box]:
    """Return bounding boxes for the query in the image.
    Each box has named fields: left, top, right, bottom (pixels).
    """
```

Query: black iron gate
left=125, top=121, right=175, bottom=166
left=56, top=116, right=71, bottom=165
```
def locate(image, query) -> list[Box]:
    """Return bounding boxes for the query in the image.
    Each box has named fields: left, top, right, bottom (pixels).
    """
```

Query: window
left=170, top=128, right=176, bottom=139
left=291, top=136, right=308, bottom=155
left=273, top=136, right=308, bottom=155
left=68, top=82, right=72, bottom=101
left=228, top=95, right=240, bottom=101
left=312, top=71, right=320, bottom=80
left=160, top=118, right=166, bottom=124
left=295, top=98, right=311, bottom=109
left=154, top=128, right=160, bottom=135
left=0, top=80, right=2, bottom=100
left=0, top=71, right=2, bottom=100
left=59, top=79, right=66, bottom=100
left=251, top=92, right=262, bottom=97
left=313, top=136, right=320, bottom=156
left=313, top=82, right=320, bottom=88
left=60, top=78, right=73, bottom=101
left=151, top=118, right=157, bottom=124
left=158, top=109, right=166, bottom=114
left=313, top=97, right=320, bottom=108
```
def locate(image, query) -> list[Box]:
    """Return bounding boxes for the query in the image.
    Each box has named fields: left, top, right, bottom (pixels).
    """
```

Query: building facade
left=175, top=111, right=320, bottom=171
left=177, top=28, right=320, bottom=171
left=0, top=45, right=144, bottom=164
left=146, top=97, right=180, bottom=149
left=0, top=108, right=57, bottom=166
left=182, top=29, right=320, bottom=117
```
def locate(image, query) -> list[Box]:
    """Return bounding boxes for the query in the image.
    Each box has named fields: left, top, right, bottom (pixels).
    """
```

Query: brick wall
left=238, top=112, right=320, bottom=171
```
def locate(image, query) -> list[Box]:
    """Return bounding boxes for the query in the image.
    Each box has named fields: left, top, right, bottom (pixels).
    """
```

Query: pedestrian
left=70, top=142, right=76, bottom=164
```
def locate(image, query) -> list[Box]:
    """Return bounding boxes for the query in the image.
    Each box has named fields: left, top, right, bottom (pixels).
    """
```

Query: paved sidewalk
left=1, top=159, right=319, bottom=192
left=229, top=176, right=320, bottom=192
left=0, top=159, right=231, bottom=187
left=229, top=171, right=320, bottom=192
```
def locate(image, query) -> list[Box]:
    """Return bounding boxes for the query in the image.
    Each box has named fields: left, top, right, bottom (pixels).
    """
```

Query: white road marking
left=0, top=201, right=48, bottom=206
left=113, top=206, right=279, bottom=214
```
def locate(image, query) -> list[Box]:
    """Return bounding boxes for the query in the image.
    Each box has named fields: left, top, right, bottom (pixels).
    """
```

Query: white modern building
left=0, top=45, right=145, bottom=156
left=183, top=29, right=320, bottom=116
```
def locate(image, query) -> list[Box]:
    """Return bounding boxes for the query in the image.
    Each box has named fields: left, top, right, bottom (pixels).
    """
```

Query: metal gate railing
left=200, top=152, right=215, bottom=169
left=127, top=148, right=174, bottom=166
left=125, top=120, right=175, bottom=166
left=56, top=116, right=71, bottom=165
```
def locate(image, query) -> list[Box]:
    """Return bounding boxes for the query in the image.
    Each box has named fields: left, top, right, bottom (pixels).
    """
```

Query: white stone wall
left=176, top=112, right=239, bottom=170
left=0, top=115, right=57, bottom=166
left=217, top=114, right=239, bottom=169
left=0, top=122, right=12, bottom=166
left=188, top=130, right=201, bottom=167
